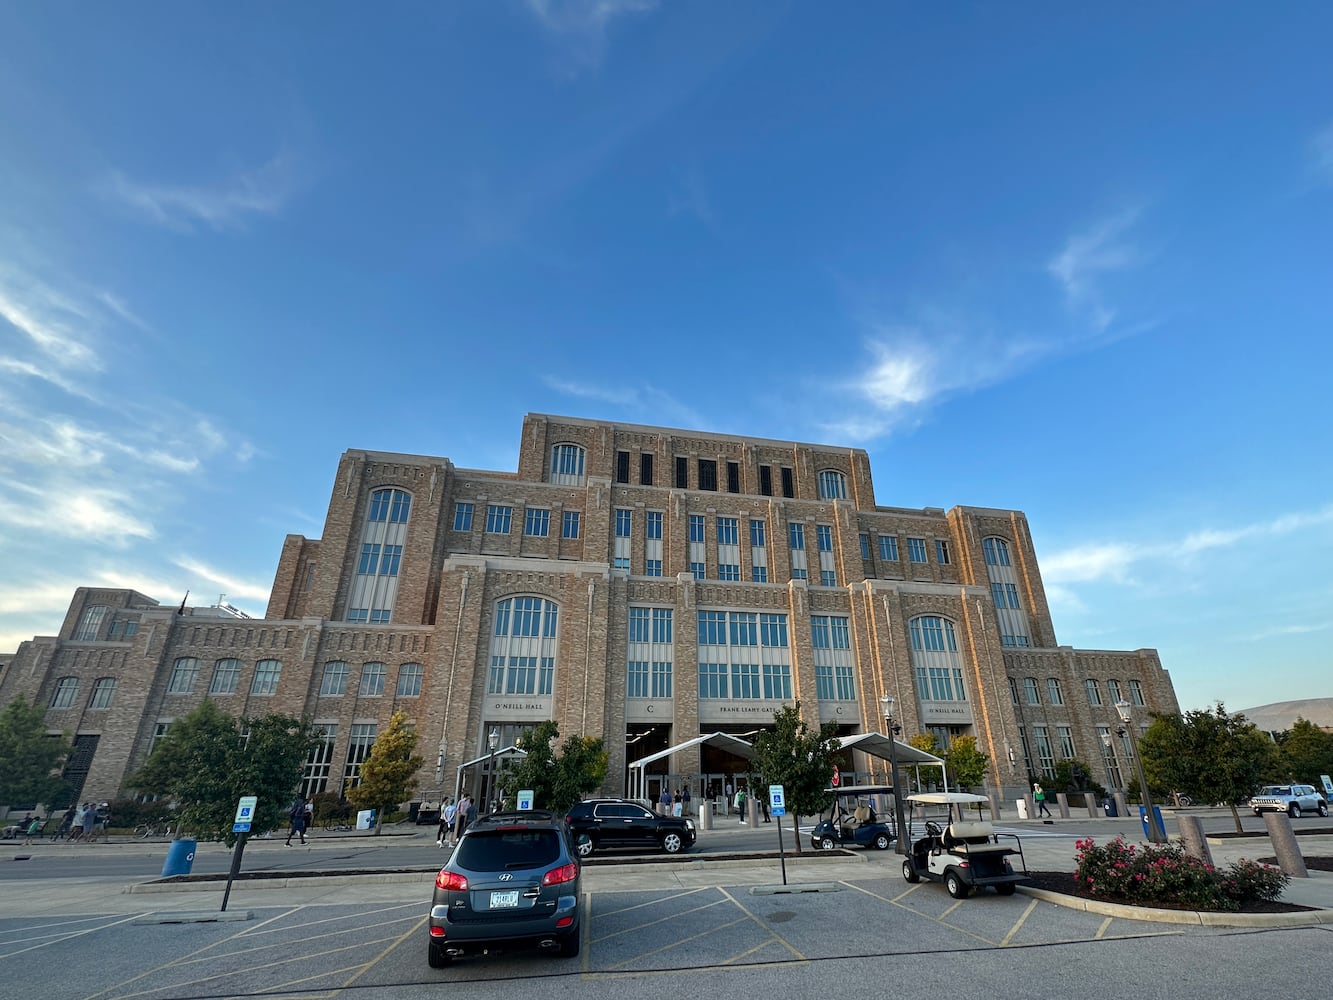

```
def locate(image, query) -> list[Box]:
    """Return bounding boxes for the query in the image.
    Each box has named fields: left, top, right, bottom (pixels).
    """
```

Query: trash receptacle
left=161, top=838, right=197, bottom=877
left=1104, top=799, right=1117, bottom=817
left=1138, top=804, right=1163, bottom=837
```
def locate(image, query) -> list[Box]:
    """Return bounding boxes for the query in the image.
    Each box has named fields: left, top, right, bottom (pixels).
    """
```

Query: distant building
left=1237, top=699, right=1333, bottom=739
left=0, top=413, right=1179, bottom=808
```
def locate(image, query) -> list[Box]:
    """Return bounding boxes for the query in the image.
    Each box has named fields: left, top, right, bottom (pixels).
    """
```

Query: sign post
left=769, top=784, right=787, bottom=885
left=221, top=795, right=257, bottom=913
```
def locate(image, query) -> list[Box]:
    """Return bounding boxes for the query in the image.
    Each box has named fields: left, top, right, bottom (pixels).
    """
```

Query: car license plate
left=490, top=890, right=520, bottom=908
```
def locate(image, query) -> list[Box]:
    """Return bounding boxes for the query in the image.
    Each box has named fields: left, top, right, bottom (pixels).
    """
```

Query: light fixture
left=880, top=695, right=909, bottom=856
left=1114, top=700, right=1165, bottom=843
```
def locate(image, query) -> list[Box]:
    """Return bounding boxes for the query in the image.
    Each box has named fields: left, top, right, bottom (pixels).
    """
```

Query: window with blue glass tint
left=690, top=562, right=705, bottom=579
left=615, top=508, right=632, bottom=537
left=859, top=533, right=870, bottom=559
left=551, top=443, right=586, bottom=485
left=525, top=508, right=550, bottom=536
left=358, top=544, right=380, bottom=575
left=718, top=565, right=740, bottom=581
left=935, top=539, right=950, bottom=564
left=646, top=511, right=662, bottom=539
left=717, top=517, right=738, bottom=545
left=646, top=560, right=662, bottom=576
left=320, top=661, right=349, bottom=696
left=907, top=537, right=928, bottom=563
left=486, top=505, right=512, bottom=534
left=817, top=470, right=846, bottom=499
left=251, top=659, right=282, bottom=696
left=983, top=537, right=1012, bottom=566
left=910, top=616, right=957, bottom=652
left=397, top=663, right=423, bottom=697
left=751, top=566, right=767, bottom=583
left=789, top=523, right=805, bottom=549
left=816, top=524, right=833, bottom=552
left=878, top=535, right=899, bottom=561
left=628, top=660, right=649, bottom=698
left=453, top=502, right=473, bottom=531
left=750, top=519, right=766, bottom=547
left=689, top=515, right=705, bottom=542
left=820, top=570, right=837, bottom=587
left=1024, top=677, right=1040, bottom=705
left=563, top=510, right=580, bottom=538
left=380, top=545, right=401, bottom=575
left=369, top=489, right=411, bottom=523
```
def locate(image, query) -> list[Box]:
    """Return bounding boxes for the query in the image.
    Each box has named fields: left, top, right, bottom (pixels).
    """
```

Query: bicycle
left=134, top=822, right=173, bottom=839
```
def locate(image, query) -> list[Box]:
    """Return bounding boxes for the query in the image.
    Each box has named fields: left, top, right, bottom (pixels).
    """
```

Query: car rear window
left=456, top=829, right=562, bottom=870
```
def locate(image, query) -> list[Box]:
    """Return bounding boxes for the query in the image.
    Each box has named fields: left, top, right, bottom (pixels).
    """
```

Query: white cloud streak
left=1047, top=209, right=1142, bottom=332
left=102, top=153, right=295, bottom=232
left=172, top=557, right=272, bottom=604
left=524, top=0, right=658, bottom=73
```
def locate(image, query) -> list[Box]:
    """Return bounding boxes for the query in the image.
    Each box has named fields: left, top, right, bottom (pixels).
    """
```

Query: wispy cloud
left=1312, top=122, right=1333, bottom=185
left=172, top=557, right=272, bottom=605
left=0, top=480, right=154, bottom=544
left=0, top=286, right=100, bottom=369
left=1241, top=621, right=1332, bottom=642
left=525, top=0, right=658, bottom=73
left=542, top=375, right=703, bottom=428
left=1047, top=209, right=1143, bottom=332
left=101, top=153, right=296, bottom=232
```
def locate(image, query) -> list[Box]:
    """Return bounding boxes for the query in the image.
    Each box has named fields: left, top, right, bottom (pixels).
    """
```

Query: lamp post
left=1100, top=733, right=1116, bottom=794
left=1115, top=700, right=1166, bottom=844
left=880, top=695, right=910, bottom=855
left=486, top=727, right=500, bottom=813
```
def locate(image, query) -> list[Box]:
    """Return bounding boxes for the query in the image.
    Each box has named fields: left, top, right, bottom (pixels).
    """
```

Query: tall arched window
left=359, top=662, right=387, bottom=697
left=982, top=536, right=1030, bottom=647
left=348, top=488, right=411, bottom=624
left=817, top=470, right=847, bottom=500
left=909, top=615, right=968, bottom=702
left=73, top=605, right=109, bottom=641
left=210, top=659, right=242, bottom=695
left=319, top=661, right=349, bottom=696
left=550, top=443, right=586, bottom=485
left=487, top=597, right=559, bottom=696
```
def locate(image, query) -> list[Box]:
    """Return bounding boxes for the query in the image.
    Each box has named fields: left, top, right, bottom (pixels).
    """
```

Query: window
left=646, top=511, right=662, bottom=539
left=811, top=615, right=856, bottom=701
left=984, top=534, right=1029, bottom=647
left=689, top=515, right=705, bottom=541
left=88, top=677, right=117, bottom=710
left=453, top=502, right=473, bottom=531
left=1107, top=679, right=1123, bottom=704
left=551, top=443, right=586, bottom=485
left=210, top=659, right=242, bottom=695
left=359, top=662, right=387, bottom=697
left=397, top=663, right=424, bottom=697
left=524, top=508, right=550, bottom=537
left=251, top=659, right=282, bottom=696
left=614, top=508, right=632, bottom=569
left=1085, top=678, right=1102, bottom=706
left=348, top=488, right=411, bottom=624
left=780, top=466, right=795, bottom=498
left=816, top=524, right=836, bottom=586
left=628, top=607, right=673, bottom=699
left=983, top=537, right=1012, bottom=566
left=698, top=458, right=717, bottom=491
left=1033, top=725, right=1055, bottom=778
left=168, top=657, right=200, bottom=694
left=486, top=504, right=512, bottom=534
left=817, top=470, right=846, bottom=500
left=344, top=723, right=377, bottom=789
left=697, top=610, right=791, bottom=701
left=150, top=721, right=172, bottom=753
left=320, top=661, right=349, bottom=697
left=878, top=535, right=899, bottom=561
left=616, top=508, right=632, bottom=536
left=487, top=597, right=559, bottom=696
left=1046, top=678, right=1064, bottom=706
left=302, top=725, right=337, bottom=797
left=788, top=521, right=807, bottom=581
left=640, top=453, right=654, bottom=485
left=1024, top=677, right=1040, bottom=705
left=751, top=519, right=766, bottom=547
left=1008, top=677, right=1020, bottom=705
left=859, top=533, right=870, bottom=560
left=73, top=605, right=109, bottom=641
left=914, top=665, right=968, bottom=702
left=562, top=510, right=581, bottom=539
left=816, top=524, right=833, bottom=551
left=759, top=465, right=772, bottom=496
left=789, top=523, right=805, bottom=549
left=935, top=539, right=951, bottom=565
left=907, top=537, right=928, bottom=563
left=688, top=514, right=706, bottom=579
left=910, top=616, right=957, bottom=652
left=750, top=518, right=768, bottom=583
left=615, top=450, right=630, bottom=484
left=645, top=510, right=663, bottom=576
left=1058, top=725, right=1076, bottom=761
left=726, top=461, right=740, bottom=493
left=718, top=516, right=741, bottom=577
left=675, top=456, right=688, bottom=488
left=1128, top=679, right=1145, bottom=706
left=717, top=517, right=738, bottom=545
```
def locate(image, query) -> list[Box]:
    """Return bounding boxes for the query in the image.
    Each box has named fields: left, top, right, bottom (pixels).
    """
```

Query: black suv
left=564, top=798, right=696, bottom=857
left=427, top=810, right=581, bottom=967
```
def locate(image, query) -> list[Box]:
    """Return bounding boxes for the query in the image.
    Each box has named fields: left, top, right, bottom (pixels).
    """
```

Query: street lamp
left=1100, top=732, right=1116, bottom=793
left=1115, top=700, right=1166, bottom=844
left=880, top=695, right=910, bottom=856
left=486, top=727, right=500, bottom=813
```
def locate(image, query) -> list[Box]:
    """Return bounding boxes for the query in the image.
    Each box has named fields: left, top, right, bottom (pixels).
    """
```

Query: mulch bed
left=1023, top=856, right=1332, bottom=913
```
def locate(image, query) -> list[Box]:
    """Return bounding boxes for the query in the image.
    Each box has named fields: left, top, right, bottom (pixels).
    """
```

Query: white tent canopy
left=833, top=732, right=949, bottom=790
left=625, top=732, right=755, bottom=802
left=454, top=745, right=527, bottom=801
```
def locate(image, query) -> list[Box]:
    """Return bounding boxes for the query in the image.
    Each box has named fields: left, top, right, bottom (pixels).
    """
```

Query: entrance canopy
left=832, top=732, right=949, bottom=791
left=454, top=745, right=527, bottom=800
left=625, top=732, right=755, bottom=801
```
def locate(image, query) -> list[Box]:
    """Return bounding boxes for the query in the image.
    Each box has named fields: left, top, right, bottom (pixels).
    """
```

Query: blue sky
left=1, top=2, right=1330, bottom=715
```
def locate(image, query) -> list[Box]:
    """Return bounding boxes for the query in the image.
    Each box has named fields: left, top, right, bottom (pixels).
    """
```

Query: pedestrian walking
left=285, top=795, right=309, bottom=845
left=659, top=787, right=672, bottom=815
left=454, top=795, right=473, bottom=842
left=20, top=813, right=39, bottom=845
left=681, top=786, right=692, bottom=817
left=438, top=798, right=456, bottom=847
left=1034, top=782, right=1053, bottom=818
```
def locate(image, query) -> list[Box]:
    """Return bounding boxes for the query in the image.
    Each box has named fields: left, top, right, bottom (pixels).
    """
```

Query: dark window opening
left=780, top=466, right=795, bottom=498
left=726, top=461, right=740, bottom=493
left=62, top=734, right=100, bottom=804
left=698, top=459, right=717, bottom=491
left=759, top=465, right=773, bottom=496
left=615, top=450, right=630, bottom=484
left=675, top=456, right=689, bottom=489
left=640, top=453, right=654, bottom=486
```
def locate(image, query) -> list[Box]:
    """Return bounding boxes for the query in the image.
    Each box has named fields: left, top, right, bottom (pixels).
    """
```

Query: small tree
left=750, top=702, right=840, bottom=854
left=0, top=697, right=74, bottom=809
left=130, top=701, right=320, bottom=844
left=496, top=721, right=608, bottom=813
left=346, top=712, right=424, bottom=832
left=943, top=735, right=990, bottom=791
left=1274, top=718, right=1333, bottom=784
left=1139, top=703, right=1277, bottom=833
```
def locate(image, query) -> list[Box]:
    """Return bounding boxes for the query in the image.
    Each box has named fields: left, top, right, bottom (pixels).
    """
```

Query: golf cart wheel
left=945, top=871, right=970, bottom=899
left=819, top=836, right=835, bottom=851
left=902, top=859, right=920, bottom=883
left=996, top=883, right=1016, bottom=896
left=873, top=832, right=891, bottom=851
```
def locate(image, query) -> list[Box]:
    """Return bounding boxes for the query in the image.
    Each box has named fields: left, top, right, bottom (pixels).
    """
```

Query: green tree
left=346, top=711, right=424, bottom=832
left=130, top=701, right=320, bottom=844
left=496, top=721, right=608, bottom=813
left=750, top=702, right=841, bottom=854
left=1274, top=718, right=1333, bottom=784
left=1139, top=703, right=1277, bottom=832
left=943, top=735, right=990, bottom=791
left=0, top=698, right=74, bottom=809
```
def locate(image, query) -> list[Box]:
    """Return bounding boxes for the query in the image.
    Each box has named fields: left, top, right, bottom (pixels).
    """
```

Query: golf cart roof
left=823, top=785, right=895, bottom=796
left=905, top=792, right=991, bottom=805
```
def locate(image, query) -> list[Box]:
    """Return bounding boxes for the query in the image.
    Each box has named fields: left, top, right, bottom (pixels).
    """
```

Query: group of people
left=435, top=795, right=477, bottom=847
left=655, top=787, right=691, bottom=817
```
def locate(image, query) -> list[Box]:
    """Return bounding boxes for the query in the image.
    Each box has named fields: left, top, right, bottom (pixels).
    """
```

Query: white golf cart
left=900, top=792, right=1028, bottom=899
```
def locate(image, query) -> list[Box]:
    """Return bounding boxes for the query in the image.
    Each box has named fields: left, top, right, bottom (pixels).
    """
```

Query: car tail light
left=436, top=870, right=468, bottom=891
left=556, top=916, right=574, bottom=928
left=542, top=862, right=578, bottom=886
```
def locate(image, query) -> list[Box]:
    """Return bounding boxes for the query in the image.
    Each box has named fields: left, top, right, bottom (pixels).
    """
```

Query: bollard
left=1176, top=814, right=1213, bottom=867
left=1262, top=811, right=1309, bottom=878
left=1056, top=792, right=1071, bottom=818
left=697, top=802, right=712, bottom=832
left=1085, top=794, right=1101, bottom=819
left=1113, top=792, right=1128, bottom=819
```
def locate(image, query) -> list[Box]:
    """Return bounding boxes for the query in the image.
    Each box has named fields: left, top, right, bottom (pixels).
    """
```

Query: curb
left=1016, top=885, right=1333, bottom=927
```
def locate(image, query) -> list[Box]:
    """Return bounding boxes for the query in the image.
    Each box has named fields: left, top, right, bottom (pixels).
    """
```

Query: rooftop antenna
left=177, top=590, right=189, bottom=615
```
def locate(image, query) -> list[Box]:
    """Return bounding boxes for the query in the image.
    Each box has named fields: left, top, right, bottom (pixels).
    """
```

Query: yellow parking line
left=717, top=887, right=806, bottom=962
left=2, top=913, right=141, bottom=960
left=592, top=896, right=729, bottom=944
left=238, top=901, right=420, bottom=939
left=604, top=915, right=751, bottom=970
left=998, top=898, right=1039, bottom=946
left=591, top=884, right=712, bottom=918
left=841, top=882, right=998, bottom=947
left=1095, top=916, right=1113, bottom=939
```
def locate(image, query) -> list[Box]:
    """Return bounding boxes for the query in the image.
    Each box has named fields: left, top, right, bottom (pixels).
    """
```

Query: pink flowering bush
left=1073, top=837, right=1289, bottom=911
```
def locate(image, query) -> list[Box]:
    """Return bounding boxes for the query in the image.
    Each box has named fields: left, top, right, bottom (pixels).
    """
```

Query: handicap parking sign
left=769, top=784, right=786, bottom=817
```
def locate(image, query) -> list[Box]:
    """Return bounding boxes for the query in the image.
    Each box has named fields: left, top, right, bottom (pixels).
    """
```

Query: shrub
left=1074, top=837, right=1289, bottom=911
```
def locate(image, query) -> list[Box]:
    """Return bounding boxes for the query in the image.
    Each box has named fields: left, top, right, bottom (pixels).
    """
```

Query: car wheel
left=902, top=859, right=920, bottom=883
left=996, top=884, right=1016, bottom=896
left=575, top=835, right=594, bottom=858
left=1253, top=808, right=1262, bottom=816
left=945, top=871, right=969, bottom=899
left=873, top=833, right=891, bottom=851
left=662, top=832, right=684, bottom=854
left=557, top=930, right=581, bottom=958
left=1319, top=803, right=1329, bottom=818
left=1290, top=804, right=1302, bottom=819
left=819, top=836, right=835, bottom=851
left=427, top=940, right=451, bottom=969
